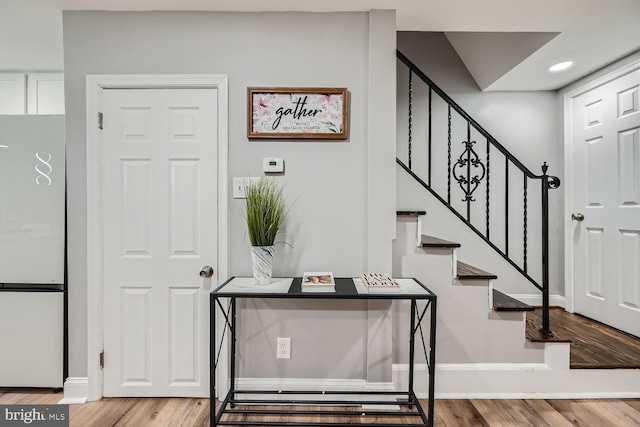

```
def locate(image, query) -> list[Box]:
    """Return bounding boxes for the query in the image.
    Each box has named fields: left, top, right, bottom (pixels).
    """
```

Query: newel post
left=540, top=162, right=561, bottom=337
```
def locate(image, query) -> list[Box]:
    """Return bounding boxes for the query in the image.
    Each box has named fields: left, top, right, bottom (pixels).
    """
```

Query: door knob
left=200, top=265, right=214, bottom=278
left=571, top=213, right=584, bottom=221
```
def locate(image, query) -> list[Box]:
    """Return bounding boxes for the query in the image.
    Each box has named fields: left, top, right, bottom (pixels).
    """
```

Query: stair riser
left=452, top=278, right=489, bottom=287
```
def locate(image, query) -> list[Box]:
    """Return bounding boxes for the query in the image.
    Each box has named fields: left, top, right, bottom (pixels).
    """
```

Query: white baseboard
left=393, top=363, right=640, bottom=398
left=236, top=378, right=396, bottom=402
left=507, top=294, right=565, bottom=308
left=364, top=382, right=396, bottom=391
left=58, top=377, right=88, bottom=404
left=434, top=363, right=552, bottom=371
left=237, top=377, right=366, bottom=391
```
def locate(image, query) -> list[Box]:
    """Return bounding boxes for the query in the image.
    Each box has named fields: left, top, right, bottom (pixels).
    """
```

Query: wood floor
left=526, top=307, right=640, bottom=369
left=2, top=389, right=640, bottom=426
left=3, top=311, right=639, bottom=425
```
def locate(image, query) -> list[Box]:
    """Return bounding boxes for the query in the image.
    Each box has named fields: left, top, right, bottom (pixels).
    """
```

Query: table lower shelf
left=214, top=389, right=430, bottom=426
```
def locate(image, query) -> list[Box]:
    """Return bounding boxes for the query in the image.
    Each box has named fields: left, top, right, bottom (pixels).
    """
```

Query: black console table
left=210, top=276, right=437, bottom=426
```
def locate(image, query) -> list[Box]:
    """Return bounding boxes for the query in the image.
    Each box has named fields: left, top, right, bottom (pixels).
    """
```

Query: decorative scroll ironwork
left=548, top=176, right=561, bottom=189
left=543, top=162, right=561, bottom=189
left=452, top=140, right=486, bottom=202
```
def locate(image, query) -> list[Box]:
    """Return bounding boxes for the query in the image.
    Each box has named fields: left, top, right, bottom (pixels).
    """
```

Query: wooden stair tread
left=525, top=311, right=572, bottom=343
left=396, top=210, right=426, bottom=217
left=456, top=261, right=497, bottom=280
left=571, top=362, right=640, bottom=369
left=492, top=289, right=534, bottom=312
left=397, top=210, right=426, bottom=217
left=421, top=235, right=461, bottom=248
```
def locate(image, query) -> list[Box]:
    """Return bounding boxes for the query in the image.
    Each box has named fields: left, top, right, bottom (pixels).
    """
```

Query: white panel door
left=572, top=68, right=640, bottom=337
left=102, top=88, right=217, bottom=397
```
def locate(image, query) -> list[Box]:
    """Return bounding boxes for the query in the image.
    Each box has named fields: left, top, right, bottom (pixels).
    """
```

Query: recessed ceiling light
left=0, top=144, right=8, bottom=148
left=549, top=61, right=574, bottom=72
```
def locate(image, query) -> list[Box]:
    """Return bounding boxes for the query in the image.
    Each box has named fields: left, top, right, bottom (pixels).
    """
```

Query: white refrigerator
left=0, top=116, right=65, bottom=388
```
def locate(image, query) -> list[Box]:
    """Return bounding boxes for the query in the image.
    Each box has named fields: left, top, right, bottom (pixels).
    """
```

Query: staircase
left=393, top=47, right=559, bottom=389
left=392, top=50, right=640, bottom=399
left=392, top=209, right=640, bottom=397
left=392, top=210, right=558, bottom=396
left=395, top=49, right=560, bottom=336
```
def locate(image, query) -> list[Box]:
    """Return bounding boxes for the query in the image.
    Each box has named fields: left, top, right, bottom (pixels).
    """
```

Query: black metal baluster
left=466, top=122, right=471, bottom=221
left=428, top=87, right=432, bottom=186
left=486, top=138, right=490, bottom=239
left=408, top=70, right=413, bottom=170
left=540, top=162, right=559, bottom=337
left=505, top=157, right=509, bottom=257
left=523, top=172, right=528, bottom=273
left=447, top=105, right=452, bottom=204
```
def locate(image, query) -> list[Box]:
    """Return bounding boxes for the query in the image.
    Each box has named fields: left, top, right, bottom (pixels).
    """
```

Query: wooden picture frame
left=247, top=87, right=348, bottom=140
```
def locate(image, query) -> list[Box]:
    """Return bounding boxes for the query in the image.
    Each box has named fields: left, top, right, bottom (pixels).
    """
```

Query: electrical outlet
left=277, top=337, right=291, bottom=359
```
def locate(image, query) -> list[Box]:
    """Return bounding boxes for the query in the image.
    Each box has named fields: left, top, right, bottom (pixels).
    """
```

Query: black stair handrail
left=397, top=49, right=560, bottom=336
left=397, top=50, right=542, bottom=179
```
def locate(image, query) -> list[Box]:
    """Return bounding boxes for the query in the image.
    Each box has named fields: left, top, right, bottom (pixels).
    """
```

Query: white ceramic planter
left=251, top=245, right=274, bottom=286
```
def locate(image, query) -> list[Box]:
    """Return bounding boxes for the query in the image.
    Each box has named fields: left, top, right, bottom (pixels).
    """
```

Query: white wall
left=396, top=32, right=563, bottom=296
left=63, top=11, right=396, bottom=379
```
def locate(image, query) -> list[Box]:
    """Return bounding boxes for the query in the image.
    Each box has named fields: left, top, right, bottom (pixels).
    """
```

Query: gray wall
left=396, top=32, right=563, bottom=296
left=64, top=11, right=396, bottom=379
left=0, top=0, right=63, bottom=71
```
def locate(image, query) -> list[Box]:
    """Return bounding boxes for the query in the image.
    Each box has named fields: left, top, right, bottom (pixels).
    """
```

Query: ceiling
left=4, top=0, right=640, bottom=91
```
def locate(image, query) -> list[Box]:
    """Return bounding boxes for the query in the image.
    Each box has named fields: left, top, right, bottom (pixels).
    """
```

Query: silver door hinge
left=98, top=112, right=103, bottom=129
left=99, top=350, right=104, bottom=369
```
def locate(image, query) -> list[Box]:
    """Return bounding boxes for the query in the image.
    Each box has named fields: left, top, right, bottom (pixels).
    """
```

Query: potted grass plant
left=244, top=178, right=288, bottom=285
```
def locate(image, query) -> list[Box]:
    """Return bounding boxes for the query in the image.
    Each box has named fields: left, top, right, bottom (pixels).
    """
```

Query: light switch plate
left=232, top=176, right=261, bottom=199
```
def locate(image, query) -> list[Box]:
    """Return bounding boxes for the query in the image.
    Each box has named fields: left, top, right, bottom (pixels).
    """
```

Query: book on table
left=301, top=272, right=335, bottom=292
left=360, top=273, right=401, bottom=293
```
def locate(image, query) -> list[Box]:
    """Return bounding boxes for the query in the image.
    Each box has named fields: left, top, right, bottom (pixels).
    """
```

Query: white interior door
left=571, top=67, right=640, bottom=338
left=102, top=88, right=218, bottom=397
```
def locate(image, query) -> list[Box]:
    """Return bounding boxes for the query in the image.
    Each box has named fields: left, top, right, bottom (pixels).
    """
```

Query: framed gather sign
left=247, top=87, right=348, bottom=140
